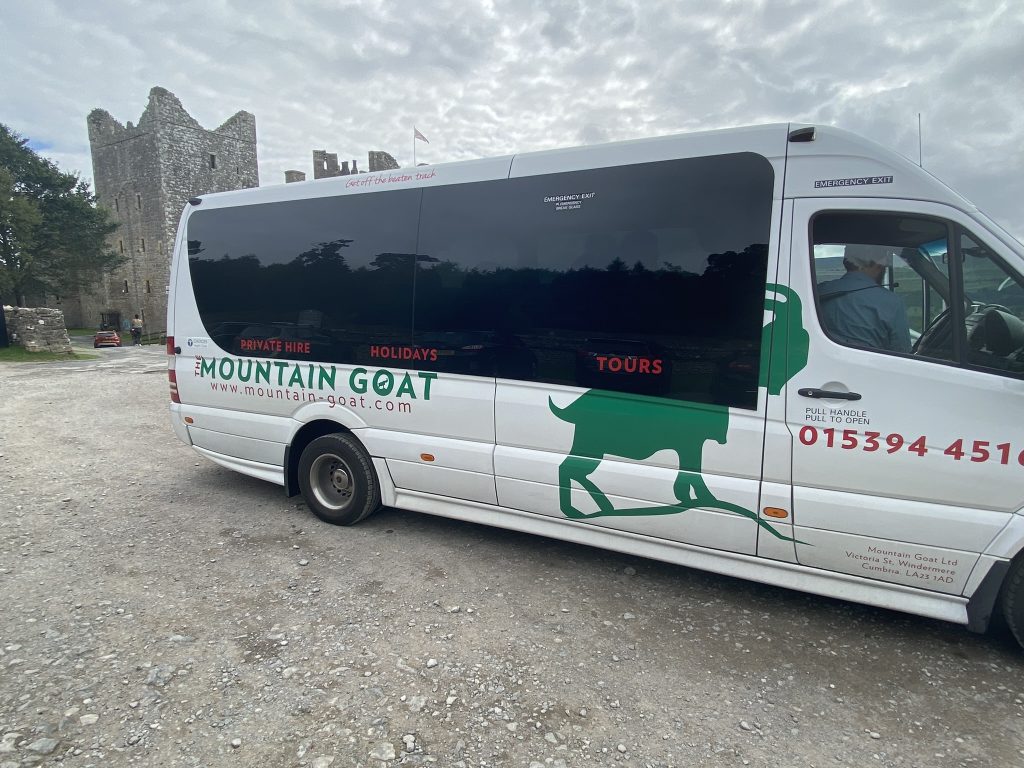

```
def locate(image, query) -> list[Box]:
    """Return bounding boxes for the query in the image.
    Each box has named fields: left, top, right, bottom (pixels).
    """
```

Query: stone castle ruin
left=42, top=86, right=402, bottom=337
left=284, top=149, right=400, bottom=183
left=71, top=87, right=260, bottom=335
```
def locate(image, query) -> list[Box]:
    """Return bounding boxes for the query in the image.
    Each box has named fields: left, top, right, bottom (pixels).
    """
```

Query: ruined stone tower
left=80, top=87, right=258, bottom=334
left=285, top=149, right=400, bottom=182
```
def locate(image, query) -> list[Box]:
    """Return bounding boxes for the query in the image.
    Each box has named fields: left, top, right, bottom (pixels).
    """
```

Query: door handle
left=798, top=388, right=861, bottom=401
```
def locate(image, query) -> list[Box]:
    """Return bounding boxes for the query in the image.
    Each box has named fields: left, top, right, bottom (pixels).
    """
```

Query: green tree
left=0, top=124, right=121, bottom=307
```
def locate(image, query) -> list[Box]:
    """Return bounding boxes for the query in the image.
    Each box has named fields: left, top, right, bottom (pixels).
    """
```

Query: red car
left=93, top=329, right=122, bottom=348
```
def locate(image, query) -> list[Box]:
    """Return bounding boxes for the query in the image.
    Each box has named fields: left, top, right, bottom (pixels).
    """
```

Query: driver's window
left=811, top=212, right=952, bottom=361
left=959, top=230, right=1024, bottom=375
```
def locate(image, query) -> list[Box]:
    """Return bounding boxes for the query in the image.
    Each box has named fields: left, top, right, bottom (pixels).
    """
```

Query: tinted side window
left=187, top=190, right=421, bottom=364
left=413, top=154, right=774, bottom=408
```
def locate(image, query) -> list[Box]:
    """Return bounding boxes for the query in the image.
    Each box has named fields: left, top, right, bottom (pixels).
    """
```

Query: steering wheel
left=970, top=304, right=1024, bottom=357
left=915, top=303, right=1019, bottom=357
left=913, top=307, right=952, bottom=356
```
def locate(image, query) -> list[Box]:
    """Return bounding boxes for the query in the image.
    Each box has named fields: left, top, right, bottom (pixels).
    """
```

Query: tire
left=1001, top=555, right=1024, bottom=650
left=297, top=433, right=381, bottom=526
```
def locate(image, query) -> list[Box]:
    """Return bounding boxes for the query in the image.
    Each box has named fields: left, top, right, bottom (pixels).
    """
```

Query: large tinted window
left=187, top=190, right=421, bottom=363
left=411, top=154, right=774, bottom=408
left=187, top=154, right=774, bottom=409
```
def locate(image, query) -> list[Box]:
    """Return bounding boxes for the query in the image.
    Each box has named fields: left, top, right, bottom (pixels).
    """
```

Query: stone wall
left=313, top=150, right=357, bottom=178
left=368, top=151, right=400, bottom=172
left=309, top=150, right=399, bottom=180
left=3, top=307, right=73, bottom=354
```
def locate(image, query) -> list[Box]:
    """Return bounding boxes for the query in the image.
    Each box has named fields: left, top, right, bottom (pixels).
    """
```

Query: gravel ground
left=1, top=348, right=1023, bottom=768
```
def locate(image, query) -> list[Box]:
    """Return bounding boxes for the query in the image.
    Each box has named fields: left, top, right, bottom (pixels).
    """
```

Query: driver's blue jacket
left=817, top=271, right=912, bottom=353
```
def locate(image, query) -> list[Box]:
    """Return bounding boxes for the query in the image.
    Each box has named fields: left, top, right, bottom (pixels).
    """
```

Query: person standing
left=130, top=314, right=144, bottom=346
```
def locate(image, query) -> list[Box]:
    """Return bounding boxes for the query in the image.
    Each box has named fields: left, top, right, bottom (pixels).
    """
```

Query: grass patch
left=66, top=328, right=98, bottom=336
left=0, top=346, right=97, bottom=363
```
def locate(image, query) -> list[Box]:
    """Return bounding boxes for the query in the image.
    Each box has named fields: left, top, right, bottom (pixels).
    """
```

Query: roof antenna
left=918, top=113, right=923, bottom=168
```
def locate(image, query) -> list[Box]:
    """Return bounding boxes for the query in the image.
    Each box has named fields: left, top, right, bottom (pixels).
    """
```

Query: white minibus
left=166, top=124, right=1024, bottom=649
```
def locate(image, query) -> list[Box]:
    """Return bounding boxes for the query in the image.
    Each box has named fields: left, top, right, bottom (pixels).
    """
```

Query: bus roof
left=187, top=123, right=973, bottom=217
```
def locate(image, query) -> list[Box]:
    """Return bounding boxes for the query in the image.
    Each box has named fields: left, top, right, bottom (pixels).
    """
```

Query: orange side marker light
left=763, top=507, right=789, bottom=519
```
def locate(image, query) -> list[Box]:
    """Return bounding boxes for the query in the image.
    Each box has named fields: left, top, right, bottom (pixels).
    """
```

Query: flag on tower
left=414, top=127, right=429, bottom=144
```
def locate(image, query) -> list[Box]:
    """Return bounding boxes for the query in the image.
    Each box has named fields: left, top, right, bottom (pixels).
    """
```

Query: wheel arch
left=284, top=419, right=356, bottom=497
left=966, top=558, right=1012, bottom=633
left=992, top=547, right=1024, bottom=646
left=967, top=513, right=1024, bottom=634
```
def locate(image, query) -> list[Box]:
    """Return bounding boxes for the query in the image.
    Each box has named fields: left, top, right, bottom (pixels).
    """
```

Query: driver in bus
left=817, top=244, right=912, bottom=354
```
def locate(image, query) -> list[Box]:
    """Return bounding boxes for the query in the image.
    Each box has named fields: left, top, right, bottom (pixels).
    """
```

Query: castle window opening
left=209, top=154, right=217, bottom=169
left=115, top=198, right=119, bottom=213
left=123, top=280, right=129, bottom=293
left=140, top=238, right=146, bottom=252
left=136, top=194, right=141, bottom=210
left=119, top=239, right=124, bottom=253
left=146, top=280, right=152, bottom=294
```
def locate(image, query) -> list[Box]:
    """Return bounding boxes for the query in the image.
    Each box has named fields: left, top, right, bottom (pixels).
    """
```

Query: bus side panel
left=489, top=148, right=787, bottom=556
left=784, top=197, right=1024, bottom=596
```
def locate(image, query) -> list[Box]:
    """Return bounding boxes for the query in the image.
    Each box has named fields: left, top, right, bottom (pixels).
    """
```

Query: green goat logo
left=549, top=283, right=809, bottom=541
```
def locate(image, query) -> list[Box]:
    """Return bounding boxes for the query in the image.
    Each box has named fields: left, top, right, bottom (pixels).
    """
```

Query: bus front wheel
left=297, top=433, right=381, bottom=526
left=1001, top=555, right=1024, bottom=650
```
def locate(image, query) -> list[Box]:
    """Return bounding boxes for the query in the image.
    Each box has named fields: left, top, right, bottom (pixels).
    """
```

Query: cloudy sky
left=2, top=0, right=1022, bottom=238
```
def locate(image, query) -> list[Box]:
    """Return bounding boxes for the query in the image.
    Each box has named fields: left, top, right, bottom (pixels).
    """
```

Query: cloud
left=1, top=0, right=1021, bottom=238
